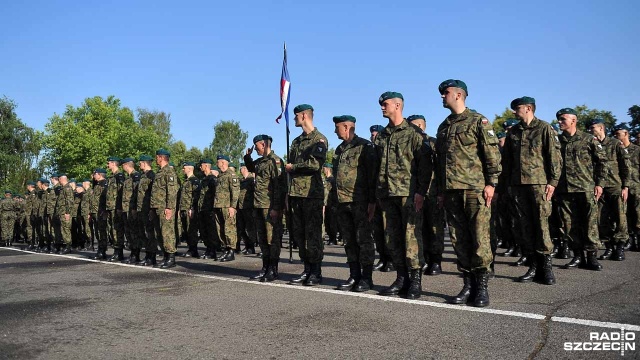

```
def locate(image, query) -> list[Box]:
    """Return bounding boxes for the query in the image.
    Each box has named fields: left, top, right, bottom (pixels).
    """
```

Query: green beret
left=169, top=162, right=175, bottom=167
left=201, top=158, right=213, bottom=165
left=407, top=115, right=426, bottom=122
left=182, top=161, right=195, bottom=167
left=253, top=134, right=273, bottom=143
left=293, top=104, right=313, bottom=114
left=41, top=179, right=50, bottom=184
left=614, top=123, right=630, bottom=132
left=156, top=149, right=170, bottom=156
left=138, top=155, right=153, bottom=162
left=510, top=96, right=536, bottom=110
left=333, top=115, right=356, bottom=123
left=503, top=119, right=519, bottom=129
left=121, top=157, right=135, bottom=164
left=211, top=166, right=220, bottom=171
left=4, top=190, right=12, bottom=194
left=323, top=163, right=333, bottom=168
left=240, top=162, right=245, bottom=167
left=94, top=168, right=107, bottom=174
left=26, top=181, right=36, bottom=186
left=438, top=79, right=468, bottom=95
left=497, top=132, right=506, bottom=139
left=69, top=178, right=76, bottom=183
left=556, top=108, right=577, bottom=119
left=50, top=173, right=59, bottom=178
left=588, top=118, right=605, bottom=127
left=369, top=125, right=385, bottom=133
left=217, top=155, right=230, bottom=162
left=82, top=178, right=91, bottom=183
left=107, top=156, right=121, bottom=163
left=378, top=91, right=404, bottom=105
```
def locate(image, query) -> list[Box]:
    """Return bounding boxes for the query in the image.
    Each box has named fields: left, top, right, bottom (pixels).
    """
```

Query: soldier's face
left=557, top=115, right=576, bottom=132
left=218, top=160, right=228, bottom=172
left=240, top=167, right=249, bottom=177
left=370, top=132, right=378, bottom=142
left=498, top=138, right=506, bottom=148
left=334, top=123, right=349, bottom=141
left=107, top=161, right=119, bottom=172
left=589, top=124, right=605, bottom=137
left=380, top=100, right=399, bottom=119
left=614, top=130, right=628, bottom=143
left=441, top=87, right=459, bottom=109
left=255, top=141, right=266, bottom=156
left=294, top=112, right=304, bottom=127
left=513, top=105, right=528, bottom=120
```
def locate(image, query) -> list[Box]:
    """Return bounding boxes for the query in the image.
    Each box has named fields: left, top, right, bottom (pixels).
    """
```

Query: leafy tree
left=492, top=107, right=516, bottom=134
left=184, top=146, right=203, bottom=163
left=209, top=120, right=248, bottom=166
left=169, top=140, right=187, bottom=167
left=0, top=96, right=43, bottom=191
left=137, top=108, right=173, bottom=146
left=326, top=147, right=335, bottom=164
left=626, top=105, right=640, bottom=141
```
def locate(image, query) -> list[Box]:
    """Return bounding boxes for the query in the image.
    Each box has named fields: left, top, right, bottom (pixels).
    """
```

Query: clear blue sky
left=2, top=0, right=639, bottom=159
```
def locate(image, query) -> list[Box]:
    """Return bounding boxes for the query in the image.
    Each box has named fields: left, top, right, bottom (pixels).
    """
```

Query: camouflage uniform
left=78, top=188, right=90, bottom=248
left=323, top=174, right=338, bottom=244
left=150, top=164, right=178, bottom=254
left=198, top=173, right=219, bottom=253
left=624, top=143, right=640, bottom=237
left=137, top=169, right=155, bottom=253
left=333, top=135, right=377, bottom=266
left=54, top=183, right=74, bottom=246
left=213, top=169, right=239, bottom=251
left=597, top=136, right=629, bottom=246
left=91, top=179, right=108, bottom=250
left=72, top=187, right=82, bottom=247
left=25, top=188, right=36, bottom=246
left=375, top=120, right=432, bottom=271
left=1, top=195, right=17, bottom=245
left=35, top=186, right=46, bottom=249
left=556, top=130, right=607, bottom=253
left=500, top=118, right=562, bottom=256
left=122, top=171, right=141, bottom=251
left=236, top=174, right=256, bottom=250
left=105, top=171, right=126, bottom=249
left=421, top=133, right=446, bottom=267
left=288, top=128, right=328, bottom=265
left=435, top=108, right=501, bottom=273
left=48, top=183, right=61, bottom=247
left=179, top=174, right=201, bottom=253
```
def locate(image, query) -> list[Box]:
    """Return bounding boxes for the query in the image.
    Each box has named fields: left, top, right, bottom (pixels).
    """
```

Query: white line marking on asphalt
left=3, top=247, right=640, bottom=332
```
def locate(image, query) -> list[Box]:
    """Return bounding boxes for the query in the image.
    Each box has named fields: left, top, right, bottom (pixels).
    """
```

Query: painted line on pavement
left=3, top=247, right=639, bottom=332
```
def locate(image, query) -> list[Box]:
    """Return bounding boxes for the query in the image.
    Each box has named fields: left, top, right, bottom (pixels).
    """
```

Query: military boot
left=109, top=248, right=125, bottom=262
left=219, top=249, right=235, bottom=262
left=517, top=256, right=538, bottom=282
left=474, top=272, right=490, bottom=307
left=251, top=258, right=269, bottom=281
left=353, top=265, right=374, bottom=292
left=512, top=245, right=523, bottom=257
left=583, top=251, right=603, bottom=271
left=512, top=255, right=529, bottom=267
left=424, top=254, right=442, bottom=276
left=160, top=253, right=176, bottom=269
left=499, top=244, right=516, bottom=257
left=550, top=239, right=559, bottom=257
left=381, top=257, right=395, bottom=272
left=556, top=239, right=570, bottom=259
left=59, top=245, right=72, bottom=255
left=137, top=251, right=151, bottom=266
left=157, top=252, right=169, bottom=267
left=449, top=272, right=475, bottom=304
left=406, top=269, right=422, bottom=299
left=261, top=260, right=278, bottom=283
left=599, top=242, right=613, bottom=260
left=373, top=258, right=385, bottom=271
left=93, top=247, right=107, bottom=261
left=241, top=245, right=256, bottom=255
left=540, top=254, right=556, bottom=285
left=337, top=262, right=361, bottom=291
left=610, top=243, right=625, bottom=261
left=563, top=250, right=584, bottom=269
left=183, top=246, right=199, bottom=258
left=379, top=267, right=408, bottom=296
left=630, top=234, right=639, bottom=252
left=304, top=262, right=322, bottom=286
left=289, top=262, right=311, bottom=285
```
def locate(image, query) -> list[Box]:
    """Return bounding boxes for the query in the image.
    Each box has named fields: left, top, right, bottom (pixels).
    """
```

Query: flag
left=275, top=43, right=290, bottom=126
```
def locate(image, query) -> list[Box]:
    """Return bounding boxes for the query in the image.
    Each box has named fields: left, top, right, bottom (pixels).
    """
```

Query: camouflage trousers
left=32, top=216, right=42, bottom=245
left=24, top=215, right=34, bottom=243
left=549, top=196, right=564, bottom=240
left=53, top=215, right=72, bottom=245
left=41, top=215, right=52, bottom=246
left=290, top=197, right=324, bottom=264
left=180, top=210, right=200, bottom=249
left=253, top=208, right=282, bottom=262
left=496, top=192, right=516, bottom=247
left=138, top=208, right=155, bottom=252
left=444, top=189, right=492, bottom=273
left=423, top=194, right=445, bottom=257
left=237, top=208, right=256, bottom=248
left=598, top=188, right=628, bottom=244
left=151, top=209, right=176, bottom=254
left=323, top=204, right=338, bottom=241
left=509, top=185, right=553, bottom=255
left=214, top=208, right=237, bottom=250
left=106, top=210, right=126, bottom=249
left=198, top=211, right=219, bottom=251
left=557, top=192, right=600, bottom=252
left=1, top=215, right=14, bottom=242
left=125, top=211, right=143, bottom=250
left=96, top=213, right=109, bottom=249
left=372, top=207, right=387, bottom=259
left=627, top=189, right=640, bottom=234
left=337, top=201, right=375, bottom=266
left=379, top=196, right=424, bottom=271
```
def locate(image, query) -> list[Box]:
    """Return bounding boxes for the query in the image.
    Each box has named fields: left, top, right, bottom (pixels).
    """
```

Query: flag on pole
left=275, top=43, right=290, bottom=126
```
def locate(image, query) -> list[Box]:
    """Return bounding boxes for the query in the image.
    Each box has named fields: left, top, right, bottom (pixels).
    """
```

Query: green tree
left=0, top=96, right=43, bottom=191
left=626, top=105, right=640, bottom=141
left=137, top=108, right=173, bottom=146
left=43, top=96, right=166, bottom=178
left=574, top=105, right=617, bottom=134
left=492, top=107, right=515, bottom=134
left=209, top=120, right=248, bottom=166
left=169, top=140, right=187, bottom=167
left=326, top=147, right=335, bottom=164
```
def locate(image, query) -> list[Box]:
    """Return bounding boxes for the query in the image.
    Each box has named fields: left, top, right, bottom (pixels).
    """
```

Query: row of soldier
left=2, top=78, right=636, bottom=308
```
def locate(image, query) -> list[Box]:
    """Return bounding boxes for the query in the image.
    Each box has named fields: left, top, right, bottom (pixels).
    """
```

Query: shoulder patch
left=317, top=146, right=325, bottom=152
left=169, top=176, right=175, bottom=182
left=555, top=136, right=559, bottom=142
left=481, top=118, right=489, bottom=124
left=488, top=130, right=495, bottom=137
left=597, top=144, right=603, bottom=149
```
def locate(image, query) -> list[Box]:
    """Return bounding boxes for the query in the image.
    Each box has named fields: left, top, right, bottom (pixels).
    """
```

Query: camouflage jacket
left=237, top=176, right=254, bottom=210
left=90, top=180, right=107, bottom=214
left=73, top=190, right=82, bottom=217
left=599, top=136, right=630, bottom=192
left=624, top=143, right=640, bottom=193
left=55, top=184, right=74, bottom=216
left=36, top=189, right=46, bottom=217
left=80, top=189, right=91, bottom=217
left=435, top=109, right=501, bottom=191
left=0, top=198, right=16, bottom=219
left=25, top=190, right=36, bottom=217
left=500, top=117, right=563, bottom=187
left=136, top=170, right=154, bottom=212
left=333, top=135, right=377, bottom=203
left=197, top=174, right=216, bottom=212
left=213, top=169, right=239, bottom=209
left=179, top=175, right=200, bottom=211
left=323, top=175, right=336, bottom=206
left=375, top=120, right=432, bottom=198
left=244, top=151, right=283, bottom=211
left=150, top=165, right=178, bottom=210
left=288, top=127, right=328, bottom=199
left=48, top=185, right=60, bottom=216
left=105, top=172, right=125, bottom=211
left=422, top=134, right=438, bottom=196
left=122, top=171, right=140, bottom=213
left=557, top=130, right=607, bottom=193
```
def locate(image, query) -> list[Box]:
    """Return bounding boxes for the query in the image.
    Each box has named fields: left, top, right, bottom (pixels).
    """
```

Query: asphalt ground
left=1, top=236, right=639, bottom=360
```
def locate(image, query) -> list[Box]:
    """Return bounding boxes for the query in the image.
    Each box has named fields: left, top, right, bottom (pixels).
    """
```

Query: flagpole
left=283, top=42, right=294, bottom=263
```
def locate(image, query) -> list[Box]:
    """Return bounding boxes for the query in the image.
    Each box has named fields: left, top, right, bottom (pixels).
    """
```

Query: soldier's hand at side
left=228, top=207, right=236, bottom=218
left=483, top=185, right=495, bottom=208
left=188, top=209, right=193, bottom=219
left=367, top=203, right=376, bottom=222
left=285, top=164, right=293, bottom=173
left=269, top=209, right=280, bottom=222
left=594, top=186, right=603, bottom=202
left=164, top=208, right=172, bottom=220
left=414, top=194, right=424, bottom=213
left=622, top=187, right=629, bottom=203
left=246, top=146, right=254, bottom=156
left=545, top=184, right=555, bottom=201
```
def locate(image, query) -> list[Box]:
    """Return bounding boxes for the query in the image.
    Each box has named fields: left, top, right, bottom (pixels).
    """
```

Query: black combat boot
left=449, top=272, right=475, bottom=304
left=550, top=239, right=559, bottom=257
left=59, top=245, right=72, bottom=255
left=381, top=257, right=395, bottom=272
left=563, top=250, right=584, bottom=269
left=304, top=263, right=322, bottom=286
left=405, top=269, right=422, bottom=299
left=373, top=257, right=385, bottom=271
left=261, top=260, right=278, bottom=283
left=556, top=239, right=570, bottom=259
left=610, top=243, right=625, bottom=261
left=379, top=267, right=408, bottom=296
left=540, top=254, right=556, bottom=285
left=157, top=252, right=169, bottom=267
left=337, top=262, right=361, bottom=291
left=160, top=253, right=176, bottom=269
left=251, top=258, right=269, bottom=280
left=182, top=246, right=198, bottom=258
left=583, top=251, right=603, bottom=271
left=138, top=251, right=151, bottom=266
left=353, top=265, right=374, bottom=292
left=499, top=244, right=516, bottom=257
left=93, top=247, right=107, bottom=260
left=630, top=234, right=639, bottom=252
left=474, top=272, right=490, bottom=307
left=290, top=262, right=311, bottom=284
left=425, top=254, right=442, bottom=276
left=599, top=242, right=613, bottom=260
left=109, top=248, right=124, bottom=262
left=220, top=249, right=235, bottom=262
left=517, top=256, right=538, bottom=282
left=512, top=245, right=522, bottom=257
left=512, top=255, right=529, bottom=267
left=241, top=245, right=256, bottom=255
